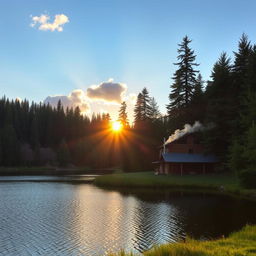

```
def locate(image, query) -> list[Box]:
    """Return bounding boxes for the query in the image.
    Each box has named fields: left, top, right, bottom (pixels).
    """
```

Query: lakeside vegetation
left=94, top=172, right=256, bottom=200
left=109, top=225, right=256, bottom=256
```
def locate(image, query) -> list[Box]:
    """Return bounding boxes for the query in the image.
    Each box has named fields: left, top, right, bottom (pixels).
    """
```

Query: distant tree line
left=1, top=34, right=256, bottom=186
left=0, top=95, right=164, bottom=170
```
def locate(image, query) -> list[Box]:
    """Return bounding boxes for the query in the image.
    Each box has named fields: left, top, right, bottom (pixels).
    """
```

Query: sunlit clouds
left=30, top=14, right=69, bottom=32
left=43, top=79, right=136, bottom=122
left=44, top=89, right=90, bottom=115
left=87, top=79, right=127, bottom=104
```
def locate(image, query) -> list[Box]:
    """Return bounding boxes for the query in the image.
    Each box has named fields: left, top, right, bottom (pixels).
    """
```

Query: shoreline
left=0, top=166, right=115, bottom=176
left=94, top=172, right=256, bottom=202
left=109, top=225, right=256, bottom=256
left=1, top=169, right=255, bottom=201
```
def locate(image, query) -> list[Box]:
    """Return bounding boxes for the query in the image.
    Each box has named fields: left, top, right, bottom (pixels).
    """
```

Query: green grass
left=109, top=225, right=256, bottom=256
left=94, top=172, right=256, bottom=200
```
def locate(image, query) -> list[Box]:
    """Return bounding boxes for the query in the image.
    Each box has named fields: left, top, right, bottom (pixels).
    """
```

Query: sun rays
left=111, top=121, right=123, bottom=133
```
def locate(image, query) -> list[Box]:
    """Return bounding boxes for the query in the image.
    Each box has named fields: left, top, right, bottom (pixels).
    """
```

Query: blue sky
left=0, top=0, right=256, bottom=118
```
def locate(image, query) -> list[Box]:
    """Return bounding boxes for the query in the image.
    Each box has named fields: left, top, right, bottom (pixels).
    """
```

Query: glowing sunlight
left=111, top=121, right=123, bottom=133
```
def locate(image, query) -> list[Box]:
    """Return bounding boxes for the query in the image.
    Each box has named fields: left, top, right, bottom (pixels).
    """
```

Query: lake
left=0, top=176, right=255, bottom=255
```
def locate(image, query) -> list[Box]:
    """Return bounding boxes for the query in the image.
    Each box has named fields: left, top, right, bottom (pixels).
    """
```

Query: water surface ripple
left=0, top=178, right=255, bottom=255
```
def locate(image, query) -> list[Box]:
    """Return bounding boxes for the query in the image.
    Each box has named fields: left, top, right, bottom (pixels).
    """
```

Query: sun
left=112, top=121, right=123, bottom=132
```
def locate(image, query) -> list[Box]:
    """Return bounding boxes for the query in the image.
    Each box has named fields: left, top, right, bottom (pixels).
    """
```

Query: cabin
left=154, top=133, right=218, bottom=175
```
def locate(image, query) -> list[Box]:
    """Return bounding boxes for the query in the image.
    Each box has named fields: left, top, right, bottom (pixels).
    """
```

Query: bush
left=239, top=170, right=256, bottom=189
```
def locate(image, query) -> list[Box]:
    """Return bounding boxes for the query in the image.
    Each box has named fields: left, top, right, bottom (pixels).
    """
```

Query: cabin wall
left=165, top=134, right=204, bottom=154
left=164, top=163, right=216, bottom=174
left=166, top=144, right=204, bottom=154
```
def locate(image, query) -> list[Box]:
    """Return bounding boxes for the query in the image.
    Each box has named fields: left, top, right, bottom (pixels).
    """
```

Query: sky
left=0, top=0, right=256, bottom=122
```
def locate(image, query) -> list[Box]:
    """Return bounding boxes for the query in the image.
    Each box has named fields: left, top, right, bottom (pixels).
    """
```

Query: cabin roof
left=162, top=153, right=218, bottom=163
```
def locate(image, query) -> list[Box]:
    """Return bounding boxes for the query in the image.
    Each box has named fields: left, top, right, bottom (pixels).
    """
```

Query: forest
left=0, top=34, right=256, bottom=186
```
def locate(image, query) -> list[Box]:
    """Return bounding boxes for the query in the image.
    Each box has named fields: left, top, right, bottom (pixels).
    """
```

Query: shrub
left=239, top=170, right=256, bottom=189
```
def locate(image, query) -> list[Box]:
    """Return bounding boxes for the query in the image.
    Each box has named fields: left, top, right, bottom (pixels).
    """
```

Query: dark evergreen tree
left=141, top=87, right=151, bottom=120
left=118, top=101, right=129, bottom=127
left=190, top=73, right=206, bottom=122
left=148, top=97, right=161, bottom=120
left=204, top=53, right=233, bottom=160
left=134, top=93, right=143, bottom=125
left=193, top=73, right=204, bottom=101
left=1, top=124, right=20, bottom=166
left=167, top=35, right=199, bottom=114
left=167, top=71, right=183, bottom=113
left=57, top=139, right=70, bottom=167
left=232, top=33, right=251, bottom=93
left=230, top=34, right=252, bottom=137
left=247, top=45, right=256, bottom=92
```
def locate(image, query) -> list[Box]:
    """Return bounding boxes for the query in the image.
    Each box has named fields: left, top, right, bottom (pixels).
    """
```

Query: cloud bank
left=30, top=14, right=69, bottom=32
left=43, top=79, right=136, bottom=121
left=44, top=89, right=89, bottom=114
left=87, top=79, right=127, bottom=103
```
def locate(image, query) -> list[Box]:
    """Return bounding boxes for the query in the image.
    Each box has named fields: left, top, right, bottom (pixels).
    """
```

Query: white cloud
left=125, top=93, right=137, bottom=105
left=30, top=14, right=69, bottom=32
left=43, top=79, right=137, bottom=122
left=87, top=79, right=127, bottom=104
left=44, top=89, right=90, bottom=114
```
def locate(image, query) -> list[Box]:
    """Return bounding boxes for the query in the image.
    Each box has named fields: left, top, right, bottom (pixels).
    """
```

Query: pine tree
left=141, top=87, right=150, bottom=120
left=1, top=124, right=20, bottom=166
left=167, top=71, right=183, bottom=113
left=167, top=36, right=199, bottom=114
left=247, top=45, right=256, bottom=92
left=205, top=53, right=232, bottom=160
left=231, top=34, right=252, bottom=137
left=118, top=101, right=129, bottom=127
left=228, top=139, right=245, bottom=175
left=188, top=73, right=206, bottom=123
left=148, top=97, right=161, bottom=120
left=30, top=117, right=39, bottom=149
left=232, top=33, right=251, bottom=90
left=57, top=139, right=70, bottom=167
left=102, top=113, right=111, bottom=129
left=193, top=73, right=204, bottom=101
left=0, top=134, right=2, bottom=165
left=134, top=93, right=143, bottom=124
left=243, top=123, right=256, bottom=171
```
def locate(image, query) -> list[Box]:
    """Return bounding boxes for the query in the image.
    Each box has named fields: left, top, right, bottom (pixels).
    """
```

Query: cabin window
left=188, top=148, right=193, bottom=154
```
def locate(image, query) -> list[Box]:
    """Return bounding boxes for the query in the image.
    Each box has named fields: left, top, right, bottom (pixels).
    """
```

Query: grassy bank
left=109, top=225, right=256, bottom=256
left=94, top=172, right=256, bottom=200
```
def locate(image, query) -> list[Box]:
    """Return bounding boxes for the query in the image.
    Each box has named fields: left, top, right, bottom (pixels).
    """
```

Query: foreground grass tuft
left=109, top=225, right=256, bottom=256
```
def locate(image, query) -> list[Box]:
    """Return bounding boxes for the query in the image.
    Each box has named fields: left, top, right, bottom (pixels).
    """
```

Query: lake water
left=0, top=176, right=256, bottom=255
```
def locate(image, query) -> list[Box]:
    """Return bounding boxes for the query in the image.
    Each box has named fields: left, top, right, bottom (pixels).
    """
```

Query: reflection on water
left=0, top=178, right=255, bottom=255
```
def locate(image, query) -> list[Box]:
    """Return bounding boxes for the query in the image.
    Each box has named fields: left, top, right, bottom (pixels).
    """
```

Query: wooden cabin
left=154, top=133, right=218, bottom=175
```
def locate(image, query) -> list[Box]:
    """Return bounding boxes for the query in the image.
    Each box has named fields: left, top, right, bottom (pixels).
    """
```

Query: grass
left=108, top=225, right=256, bottom=256
left=94, top=172, right=256, bottom=200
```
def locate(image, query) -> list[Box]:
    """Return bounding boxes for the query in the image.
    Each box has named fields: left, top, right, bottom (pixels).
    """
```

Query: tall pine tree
left=167, top=36, right=199, bottom=114
left=205, top=53, right=232, bottom=160
left=118, top=101, right=129, bottom=127
left=141, top=87, right=151, bottom=120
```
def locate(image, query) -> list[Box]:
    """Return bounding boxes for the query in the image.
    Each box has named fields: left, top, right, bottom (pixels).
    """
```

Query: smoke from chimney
left=165, top=121, right=206, bottom=145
